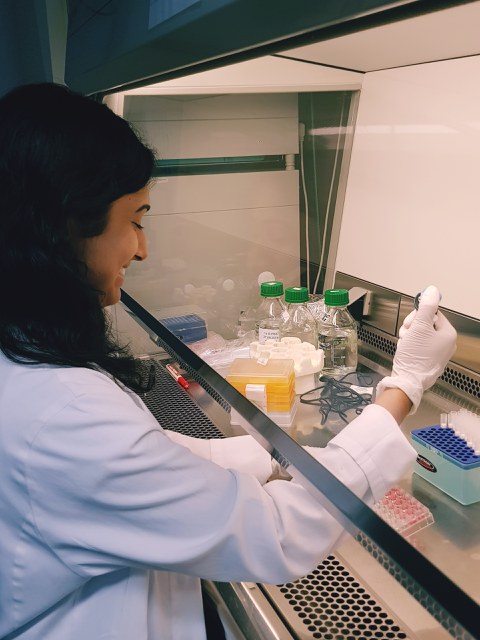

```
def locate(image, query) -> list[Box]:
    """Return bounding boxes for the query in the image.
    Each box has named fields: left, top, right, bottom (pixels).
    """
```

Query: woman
left=0, top=83, right=456, bottom=640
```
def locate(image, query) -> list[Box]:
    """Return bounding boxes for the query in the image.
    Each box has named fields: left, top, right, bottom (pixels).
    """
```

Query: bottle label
left=259, top=327, right=280, bottom=344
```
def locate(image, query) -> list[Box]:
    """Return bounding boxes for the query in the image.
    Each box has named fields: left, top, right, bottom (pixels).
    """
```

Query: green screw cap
left=260, top=281, right=284, bottom=297
left=284, top=286, right=309, bottom=303
left=324, top=288, right=349, bottom=306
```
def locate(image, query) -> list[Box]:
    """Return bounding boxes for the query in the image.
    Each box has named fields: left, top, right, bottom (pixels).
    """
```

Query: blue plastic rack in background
left=159, top=314, right=207, bottom=344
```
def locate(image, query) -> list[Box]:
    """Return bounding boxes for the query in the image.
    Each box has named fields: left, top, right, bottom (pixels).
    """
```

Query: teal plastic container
left=411, top=426, right=480, bottom=505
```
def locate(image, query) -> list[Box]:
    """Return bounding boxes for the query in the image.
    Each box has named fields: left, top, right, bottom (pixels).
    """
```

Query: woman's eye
left=132, top=222, right=144, bottom=230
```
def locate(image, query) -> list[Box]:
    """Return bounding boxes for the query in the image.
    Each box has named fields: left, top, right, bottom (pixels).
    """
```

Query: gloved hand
left=376, top=285, right=457, bottom=413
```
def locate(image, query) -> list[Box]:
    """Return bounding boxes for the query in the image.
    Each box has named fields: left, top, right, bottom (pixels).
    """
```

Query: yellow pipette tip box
left=227, top=358, right=295, bottom=412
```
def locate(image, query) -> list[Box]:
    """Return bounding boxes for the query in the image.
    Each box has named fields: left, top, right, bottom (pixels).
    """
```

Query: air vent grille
left=268, top=554, right=409, bottom=640
left=141, top=360, right=224, bottom=439
left=359, top=326, right=480, bottom=402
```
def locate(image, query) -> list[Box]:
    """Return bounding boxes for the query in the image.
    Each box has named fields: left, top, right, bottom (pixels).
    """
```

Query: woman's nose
left=134, top=230, right=148, bottom=261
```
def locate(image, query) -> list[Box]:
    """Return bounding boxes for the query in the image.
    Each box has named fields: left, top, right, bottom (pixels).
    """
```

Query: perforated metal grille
left=355, top=535, right=474, bottom=640
left=153, top=335, right=231, bottom=412
left=359, top=327, right=480, bottom=402
left=358, top=327, right=396, bottom=358
left=441, top=367, right=480, bottom=399
left=140, top=360, right=224, bottom=439
left=271, top=555, right=409, bottom=640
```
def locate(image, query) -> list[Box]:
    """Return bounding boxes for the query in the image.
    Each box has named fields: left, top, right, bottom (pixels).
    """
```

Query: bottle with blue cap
left=318, top=288, right=358, bottom=376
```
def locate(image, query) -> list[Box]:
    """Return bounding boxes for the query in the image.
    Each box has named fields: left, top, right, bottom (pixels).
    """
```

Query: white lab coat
left=0, top=353, right=416, bottom=639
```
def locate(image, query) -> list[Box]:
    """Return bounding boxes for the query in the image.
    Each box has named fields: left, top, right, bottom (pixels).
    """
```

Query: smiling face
left=79, top=186, right=150, bottom=307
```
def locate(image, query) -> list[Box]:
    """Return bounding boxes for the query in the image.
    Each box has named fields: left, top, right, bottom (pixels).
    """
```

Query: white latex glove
left=376, top=285, right=457, bottom=414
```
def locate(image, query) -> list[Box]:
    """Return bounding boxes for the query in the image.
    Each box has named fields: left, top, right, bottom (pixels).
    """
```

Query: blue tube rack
left=411, top=426, right=480, bottom=505
left=158, top=314, right=207, bottom=343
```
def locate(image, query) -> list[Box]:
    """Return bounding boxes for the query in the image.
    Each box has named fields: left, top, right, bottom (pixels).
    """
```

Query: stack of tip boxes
left=411, top=426, right=480, bottom=505
left=227, top=358, right=297, bottom=431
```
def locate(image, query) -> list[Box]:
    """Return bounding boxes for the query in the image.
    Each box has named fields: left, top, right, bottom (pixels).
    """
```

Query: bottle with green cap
left=278, top=286, right=317, bottom=347
left=255, top=281, right=286, bottom=344
left=318, top=288, right=357, bottom=376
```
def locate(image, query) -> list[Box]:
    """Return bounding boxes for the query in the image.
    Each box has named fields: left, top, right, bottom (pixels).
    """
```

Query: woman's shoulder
left=0, top=353, right=116, bottom=389
left=55, top=363, right=121, bottom=391
left=0, top=354, right=133, bottom=418
left=0, top=354, right=156, bottom=446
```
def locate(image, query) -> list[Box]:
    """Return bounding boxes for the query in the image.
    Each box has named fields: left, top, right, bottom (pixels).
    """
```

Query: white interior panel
left=125, top=203, right=300, bottom=337
left=124, top=93, right=298, bottom=121
left=149, top=172, right=299, bottom=215
left=183, top=206, right=299, bottom=256
left=335, top=55, right=480, bottom=319
left=282, top=1, right=480, bottom=71
left=122, top=91, right=302, bottom=338
left=126, top=93, right=299, bottom=158
left=122, top=55, right=362, bottom=95
left=126, top=171, right=300, bottom=337
left=135, top=117, right=299, bottom=158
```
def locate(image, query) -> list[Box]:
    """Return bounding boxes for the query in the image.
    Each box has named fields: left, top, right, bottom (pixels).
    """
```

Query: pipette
left=399, top=285, right=441, bottom=339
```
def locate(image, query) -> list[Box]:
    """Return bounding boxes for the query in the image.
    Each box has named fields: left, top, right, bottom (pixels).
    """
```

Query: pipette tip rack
left=411, top=426, right=480, bottom=505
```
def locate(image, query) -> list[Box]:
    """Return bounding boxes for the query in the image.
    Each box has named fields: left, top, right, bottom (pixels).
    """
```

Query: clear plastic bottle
left=318, top=288, right=357, bottom=376
left=254, top=281, right=286, bottom=344
left=279, top=286, right=317, bottom=347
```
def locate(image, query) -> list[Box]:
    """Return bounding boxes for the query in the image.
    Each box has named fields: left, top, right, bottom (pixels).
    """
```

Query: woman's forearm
left=374, top=388, right=413, bottom=425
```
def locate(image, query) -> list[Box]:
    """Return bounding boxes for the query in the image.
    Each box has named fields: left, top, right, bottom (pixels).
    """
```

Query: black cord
left=300, top=371, right=373, bottom=425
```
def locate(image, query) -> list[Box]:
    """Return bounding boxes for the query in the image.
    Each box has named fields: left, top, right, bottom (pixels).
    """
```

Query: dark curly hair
left=0, top=83, right=156, bottom=391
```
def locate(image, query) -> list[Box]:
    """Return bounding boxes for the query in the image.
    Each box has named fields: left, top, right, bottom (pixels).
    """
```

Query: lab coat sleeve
left=305, top=403, right=417, bottom=503
left=165, top=430, right=274, bottom=485
left=27, top=374, right=415, bottom=586
left=165, top=402, right=416, bottom=498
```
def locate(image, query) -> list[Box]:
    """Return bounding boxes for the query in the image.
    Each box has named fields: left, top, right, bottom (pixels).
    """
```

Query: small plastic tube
left=449, top=411, right=460, bottom=435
